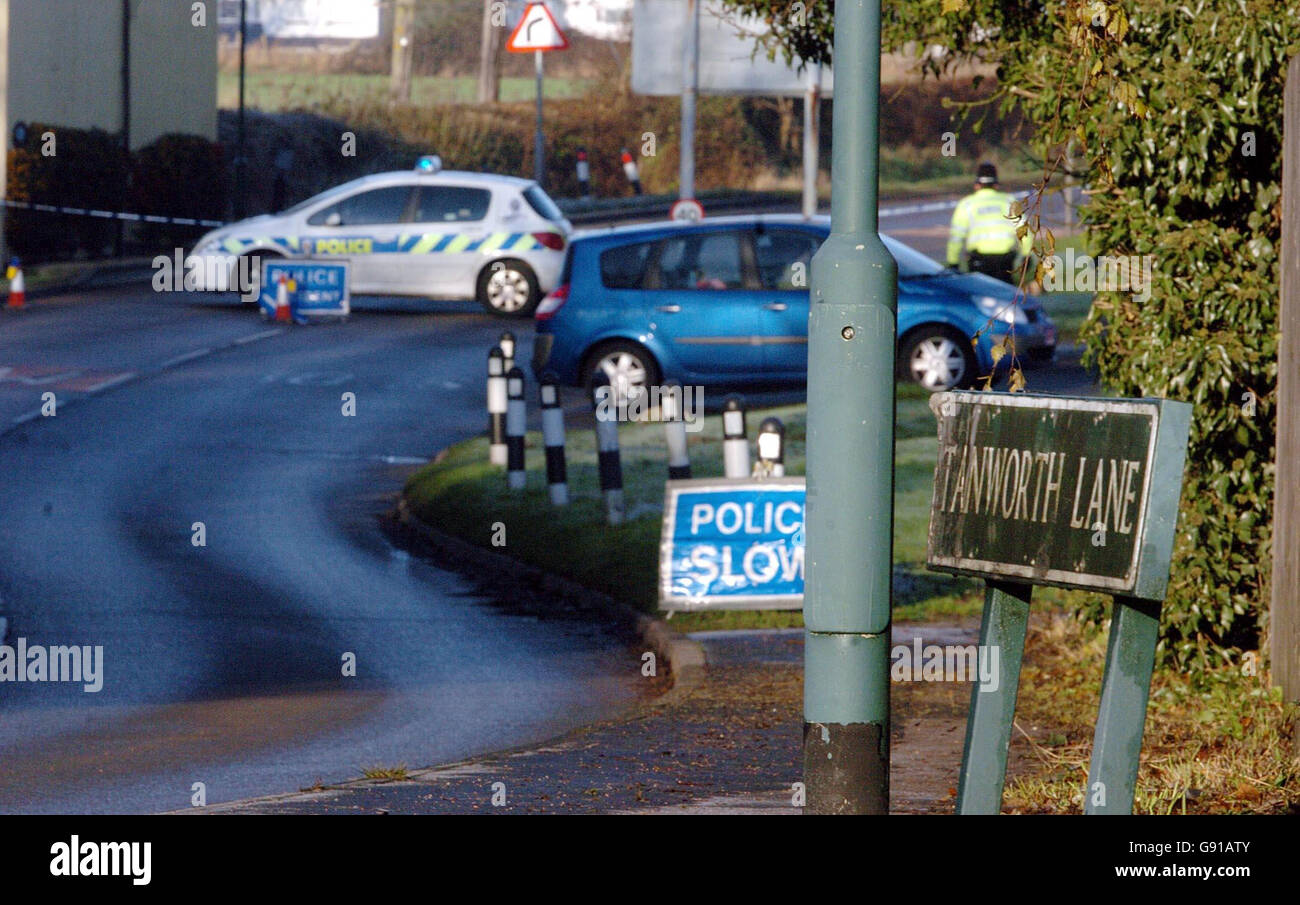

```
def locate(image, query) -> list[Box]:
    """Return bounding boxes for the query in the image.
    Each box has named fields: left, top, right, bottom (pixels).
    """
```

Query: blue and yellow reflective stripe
left=214, top=231, right=548, bottom=256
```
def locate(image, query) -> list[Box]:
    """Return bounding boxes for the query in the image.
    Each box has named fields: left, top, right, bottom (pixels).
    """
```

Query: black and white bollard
left=592, top=374, right=625, bottom=525
left=662, top=382, right=692, bottom=480
left=621, top=148, right=643, bottom=196
left=757, top=417, right=786, bottom=477
left=487, top=346, right=507, bottom=467
left=576, top=149, right=591, bottom=200
left=722, top=394, right=750, bottom=479
left=539, top=372, right=568, bottom=505
left=498, top=331, right=516, bottom=373
left=506, top=366, right=527, bottom=490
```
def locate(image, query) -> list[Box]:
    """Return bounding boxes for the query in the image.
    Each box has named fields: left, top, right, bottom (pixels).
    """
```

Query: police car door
left=404, top=185, right=494, bottom=296
left=300, top=185, right=415, bottom=293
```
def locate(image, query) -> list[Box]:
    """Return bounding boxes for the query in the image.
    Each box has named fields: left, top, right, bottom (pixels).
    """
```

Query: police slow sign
left=659, top=478, right=805, bottom=611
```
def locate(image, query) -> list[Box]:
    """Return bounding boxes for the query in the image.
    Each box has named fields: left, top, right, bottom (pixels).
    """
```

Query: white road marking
left=85, top=372, right=137, bottom=393
left=159, top=348, right=212, bottom=369
left=234, top=328, right=285, bottom=346
left=376, top=455, right=427, bottom=466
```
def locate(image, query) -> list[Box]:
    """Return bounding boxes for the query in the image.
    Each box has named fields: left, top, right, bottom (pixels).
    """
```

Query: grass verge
left=403, top=383, right=981, bottom=633
left=1003, top=610, right=1299, bottom=814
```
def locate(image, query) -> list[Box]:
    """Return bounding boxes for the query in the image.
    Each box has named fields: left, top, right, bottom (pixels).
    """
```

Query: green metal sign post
left=927, top=391, right=1192, bottom=814
left=802, top=0, right=897, bottom=814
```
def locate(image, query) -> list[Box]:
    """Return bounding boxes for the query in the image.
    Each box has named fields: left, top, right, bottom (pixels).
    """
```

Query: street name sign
left=659, top=478, right=805, bottom=611
left=924, top=389, right=1193, bottom=817
left=259, top=260, right=350, bottom=320
left=926, top=391, right=1192, bottom=600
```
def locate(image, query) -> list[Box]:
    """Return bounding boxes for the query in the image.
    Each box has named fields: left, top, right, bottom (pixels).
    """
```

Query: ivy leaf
left=941, top=0, right=969, bottom=13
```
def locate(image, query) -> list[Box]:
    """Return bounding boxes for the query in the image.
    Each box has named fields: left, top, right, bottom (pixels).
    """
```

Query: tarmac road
left=0, top=288, right=641, bottom=814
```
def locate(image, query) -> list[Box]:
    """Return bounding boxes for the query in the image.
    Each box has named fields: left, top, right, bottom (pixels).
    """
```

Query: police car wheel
left=477, top=260, right=540, bottom=317
left=899, top=326, right=977, bottom=391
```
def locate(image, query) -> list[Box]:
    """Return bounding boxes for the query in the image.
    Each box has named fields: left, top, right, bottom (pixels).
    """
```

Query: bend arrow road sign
left=506, top=2, right=569, bottom=53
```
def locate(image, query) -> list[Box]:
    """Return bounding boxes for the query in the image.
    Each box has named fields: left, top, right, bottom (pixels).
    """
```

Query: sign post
left=925, top=391, right=1192, bottom=814
left=802, top=0, right=897, bottom=815
left=506, top=3, right=569, bottom=187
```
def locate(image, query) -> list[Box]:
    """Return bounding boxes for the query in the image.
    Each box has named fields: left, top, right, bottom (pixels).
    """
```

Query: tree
left=722, top=0, right=1300, bottom=670
left=478, top=0, right=503, bottom=103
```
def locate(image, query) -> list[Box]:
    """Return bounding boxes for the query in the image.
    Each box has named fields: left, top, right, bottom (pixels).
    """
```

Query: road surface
left=0, top=288, right=641, bottom=814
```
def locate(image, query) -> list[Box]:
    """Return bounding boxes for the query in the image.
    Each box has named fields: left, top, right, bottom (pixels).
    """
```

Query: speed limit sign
left=669, top=199, right=705, bottom=222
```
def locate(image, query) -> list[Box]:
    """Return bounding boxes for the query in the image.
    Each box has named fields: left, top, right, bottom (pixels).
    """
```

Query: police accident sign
left=259, top=259, right=350, bottom=319
left=659, top=478, right=805, bottom=611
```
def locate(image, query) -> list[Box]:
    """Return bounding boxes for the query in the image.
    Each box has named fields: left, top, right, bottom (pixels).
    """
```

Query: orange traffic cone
left=6, top=259, right=25, bottom=310
left=274, top=273, right=292, bottom=323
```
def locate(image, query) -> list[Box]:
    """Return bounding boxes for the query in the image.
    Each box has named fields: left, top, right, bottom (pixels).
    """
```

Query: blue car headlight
left=975, top=294, right=1028, bottom=326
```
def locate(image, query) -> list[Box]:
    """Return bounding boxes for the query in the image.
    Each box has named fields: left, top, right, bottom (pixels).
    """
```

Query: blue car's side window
left=754, top=230, right=821, bottom=290
left=657, top=232, right=745, bottom=291
left=600, top=241, right=653, bottom=289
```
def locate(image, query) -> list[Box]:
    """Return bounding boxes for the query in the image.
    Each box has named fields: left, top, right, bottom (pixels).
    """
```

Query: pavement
left=199, top=623, right=984, bottom=815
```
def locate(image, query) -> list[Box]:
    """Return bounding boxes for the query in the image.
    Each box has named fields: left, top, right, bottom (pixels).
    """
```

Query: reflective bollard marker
left=487, top=347, right=508, bottom=467
left=591, top=374, right=625, bottom=525
left=505, top=366, right=527, bottom=491
left=539, top=372, right=568, bottom=505
left=757, top=417, right=785, bottom=478
left=722, top=395, right=750, bottom=480
left=498, top=331, right=516, bottom=373
left=662, top=381, right=692, bottom=480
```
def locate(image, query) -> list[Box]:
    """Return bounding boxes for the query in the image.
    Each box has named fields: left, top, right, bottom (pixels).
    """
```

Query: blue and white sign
left=659, top=478, right=805, bottom=611
left=259, top=260, right=350, bottom=320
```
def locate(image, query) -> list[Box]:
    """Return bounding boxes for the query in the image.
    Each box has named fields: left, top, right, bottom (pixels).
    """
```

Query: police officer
left=946, top=162, right=1032, bottom=285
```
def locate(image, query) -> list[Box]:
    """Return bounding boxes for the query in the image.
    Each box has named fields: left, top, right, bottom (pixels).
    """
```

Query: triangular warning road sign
left=506, top=2, right=569, bottom=53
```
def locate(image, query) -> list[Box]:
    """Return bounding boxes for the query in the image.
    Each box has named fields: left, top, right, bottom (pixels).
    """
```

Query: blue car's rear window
left=599, top=241, right=654, bottom=289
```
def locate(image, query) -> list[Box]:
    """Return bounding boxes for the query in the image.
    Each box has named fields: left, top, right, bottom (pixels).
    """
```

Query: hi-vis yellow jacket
left=946, top=187, right=1033, bottom=266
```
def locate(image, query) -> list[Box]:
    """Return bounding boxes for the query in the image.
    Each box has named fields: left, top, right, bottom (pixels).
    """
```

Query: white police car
left=188, top=157, right=571, bottom=316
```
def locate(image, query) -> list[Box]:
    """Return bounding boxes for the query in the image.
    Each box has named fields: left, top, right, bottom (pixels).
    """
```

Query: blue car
left=531, top=214, right=1055, bottom=392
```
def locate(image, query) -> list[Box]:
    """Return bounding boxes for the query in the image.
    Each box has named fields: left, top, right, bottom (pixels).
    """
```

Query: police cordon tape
left=0, top=198, right=225, bottom=228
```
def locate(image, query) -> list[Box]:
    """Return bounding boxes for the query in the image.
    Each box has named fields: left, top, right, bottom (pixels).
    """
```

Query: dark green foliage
left=5, top=125, right=129, bottom=263
left=720, top=0, right=1300, bottom=670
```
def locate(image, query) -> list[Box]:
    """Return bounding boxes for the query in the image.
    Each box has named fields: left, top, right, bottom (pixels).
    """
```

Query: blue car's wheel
left=583, top=341, right=662, bottom=398
left=900, top=326, right=977, bottom=391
